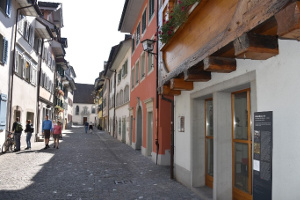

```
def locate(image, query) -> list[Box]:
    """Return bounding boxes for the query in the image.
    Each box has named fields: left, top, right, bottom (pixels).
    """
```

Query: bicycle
left=2, top=131, right=15, bottom=153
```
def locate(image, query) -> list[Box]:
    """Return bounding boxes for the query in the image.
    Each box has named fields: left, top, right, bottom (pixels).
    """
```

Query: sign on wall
left=253, top=111, right=273, bottom=200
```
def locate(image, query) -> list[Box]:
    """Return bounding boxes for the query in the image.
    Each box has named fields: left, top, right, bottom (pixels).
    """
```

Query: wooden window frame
left=232, top=88, right=252, bottom=200
left=205, top=98, right=213, bottom=188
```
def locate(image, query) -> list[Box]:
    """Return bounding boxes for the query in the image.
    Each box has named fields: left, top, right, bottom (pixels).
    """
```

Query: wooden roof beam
left=276, top=2, right=300, bottom=40
left=160, top=85, right=181, bottom=96
left=184, top=62, right=211, bottom=82
left=204, top=56, right=236, bottom=73
left=170, top=78, right=193, bottom=91
left=234, top=33, right=279, bottom=60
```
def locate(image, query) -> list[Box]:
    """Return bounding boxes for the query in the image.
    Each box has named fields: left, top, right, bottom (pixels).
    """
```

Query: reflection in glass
left=234, top=143, right=249, bottom=192
left=206, top=100, right=213, bottom=136
left=233, top=92, right=248, bottom=140
left=206, top=138, right=213, bottom=176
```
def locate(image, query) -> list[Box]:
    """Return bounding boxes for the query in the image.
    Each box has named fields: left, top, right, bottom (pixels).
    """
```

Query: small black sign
left=253, top=111, right=272, bottom=200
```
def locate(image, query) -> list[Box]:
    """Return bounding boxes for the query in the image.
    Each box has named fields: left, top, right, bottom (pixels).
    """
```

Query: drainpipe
left=8, top=4, right=36, bottom=133
left=35, top=40, right=45, bottom=142
left=155, top=0, right=160, bottom=165
left=161, top=95, right=174, bottom=179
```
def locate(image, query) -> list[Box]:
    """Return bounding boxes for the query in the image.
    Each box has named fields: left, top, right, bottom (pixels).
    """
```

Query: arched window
left=120, top=89, right=124, bottom=105
left=91, top=105, right=96, bottom=113
left=116, top=93, right=120, bottom=107
left=124, top=85, right=129, bottom=103
left=75, top=105, right=79, bottom=115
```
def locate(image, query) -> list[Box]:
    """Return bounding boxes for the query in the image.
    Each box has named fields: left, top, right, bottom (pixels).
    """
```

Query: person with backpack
left=24, top=120, right=33, bottom=150
left=12, top=117, right=23, bottom=152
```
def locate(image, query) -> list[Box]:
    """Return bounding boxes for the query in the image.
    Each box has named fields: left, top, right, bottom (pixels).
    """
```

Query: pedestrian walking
left=89, top=122, right=93, bottom=133
left=53, top=121, right=62, bottom=149
left=84, top=121, right=89, bottom=134
left=42, top=115, right=52, bottom=149
left=24, top=120, right=33, bottom=150
left=12, top=117, right=23, bottom=152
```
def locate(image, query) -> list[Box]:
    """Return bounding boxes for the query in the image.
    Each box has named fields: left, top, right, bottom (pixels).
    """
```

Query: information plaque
left=253, top=111, right=272, bottom=200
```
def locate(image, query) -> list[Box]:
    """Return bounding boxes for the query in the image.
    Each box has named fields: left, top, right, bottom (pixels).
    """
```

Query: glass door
left=205, top=99, right=213, bottom=188
left=232, top=89, right=252, bottom=200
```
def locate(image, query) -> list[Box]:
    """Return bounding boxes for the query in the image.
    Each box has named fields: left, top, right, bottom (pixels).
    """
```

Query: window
left=136, top=23, right=140, bottom=45
left=124, top=85, right=129, bottom=103
left=0, top=94, right=7, bottom=126
left=0, top=34, right=8, bottom=65
left=232, top=89, right=252, bottom=199
left=120, top=89, right=124, bottom=105
left=142, top=9, right=147, bottom=33
left=24, top=60, right=31, bottom=82
left=147, top=51, right=153, bottom=73
left=0, top=0, right=11, bottom=17
left=75, top=106, right=79, bottom=115
left=205, top=99, right=213, bottom=188
left=122, top=60, right=128, bottom=77
left=131, top=68, right=135, bottom=89
left=149, top=0, right=155, bottom=20
left=135, top=61, right=139, bottom=85
left=116, top=93, right=120, bottom=107
left=141, top=52, right=145, bottom=78
left=92, top=105, right=96, bottom=114
left=118, top=70, right=122, bottom=83
left=132, top=34, right=135, bottom=52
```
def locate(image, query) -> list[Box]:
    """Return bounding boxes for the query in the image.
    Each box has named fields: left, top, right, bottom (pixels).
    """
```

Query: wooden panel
left=204, top=56, right=236, bottom=73
left=170, top=78, right=193, bottom=91
left=160, top=0, right=291, bottom=87
left=276, top=2, right=300, bottom=40
left=234, top=33, right=278, bottom=60
left=161, top=85, right=181, bottom=96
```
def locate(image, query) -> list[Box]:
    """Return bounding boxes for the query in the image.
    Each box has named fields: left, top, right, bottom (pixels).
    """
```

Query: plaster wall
left=174, top=39, right=300, bottom=199
left=73, top=103, right=97, bottom=126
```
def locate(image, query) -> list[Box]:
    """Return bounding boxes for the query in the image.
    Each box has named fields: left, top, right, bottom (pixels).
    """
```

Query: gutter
left=155, top=0, right=160, bottom=165
left=161, top=95, right=174, bottom=179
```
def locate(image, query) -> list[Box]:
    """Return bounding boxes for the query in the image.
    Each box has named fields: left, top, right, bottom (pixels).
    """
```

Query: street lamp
left=141, top=39, right=157, bottom=55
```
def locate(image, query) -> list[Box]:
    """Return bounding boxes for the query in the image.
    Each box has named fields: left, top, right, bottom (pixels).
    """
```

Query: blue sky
left=44, top=0, right=127, bottom=84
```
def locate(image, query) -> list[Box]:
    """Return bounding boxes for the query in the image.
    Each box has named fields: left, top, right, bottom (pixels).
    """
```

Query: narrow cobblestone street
left=0, top=127, right=203, bottom=200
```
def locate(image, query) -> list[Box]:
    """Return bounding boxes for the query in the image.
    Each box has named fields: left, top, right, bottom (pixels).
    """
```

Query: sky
left=44, top=0, right=127, bottom=84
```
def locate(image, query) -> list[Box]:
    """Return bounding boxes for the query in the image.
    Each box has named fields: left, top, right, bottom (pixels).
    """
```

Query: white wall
left=73, top=103, right=97, bottom=125
left=174, top=39, right=300, bottom=199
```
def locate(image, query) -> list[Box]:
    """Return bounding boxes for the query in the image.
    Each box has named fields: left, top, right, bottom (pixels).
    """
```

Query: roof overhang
left=111, top=39, right=131, bottom=70
left=51, top=40, right=65, bottom=56
left=16, top=0, right=42, bottom=16
left=118, top=0, right=145, bottom=32
left=38, top=2, right=63, bottom=28
left=35, top=18, right=53, bottom=39
left=56, top=56, right=68, bottom=70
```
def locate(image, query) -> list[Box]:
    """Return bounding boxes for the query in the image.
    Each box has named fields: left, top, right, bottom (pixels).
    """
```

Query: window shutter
left=30, top=65, right=33, bottom=83
left=22, top=58, right=26, bottom=78
left=0, top=94, right=7, bottom=126
left=6, top=0, right=11, bottom=17
left=29, top=25, right=34, bottom=46
left=14, top=52, right=19, bottom=72
left=2, top=38, right=8, bottom=64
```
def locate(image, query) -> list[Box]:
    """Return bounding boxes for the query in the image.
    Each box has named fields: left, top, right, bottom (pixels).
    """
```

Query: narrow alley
left=0, top=127, right=206, bottom=200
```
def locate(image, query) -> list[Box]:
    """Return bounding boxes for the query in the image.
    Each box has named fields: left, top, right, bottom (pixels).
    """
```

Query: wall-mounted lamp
left=141, top=39, right=157, bottom=55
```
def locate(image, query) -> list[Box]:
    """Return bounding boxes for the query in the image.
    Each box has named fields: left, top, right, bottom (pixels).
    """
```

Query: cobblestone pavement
left=0, top=126, right=204, bottom=200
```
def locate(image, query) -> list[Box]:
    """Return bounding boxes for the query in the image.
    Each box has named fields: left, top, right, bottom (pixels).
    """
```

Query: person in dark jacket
left=12, top=117, right=22, bottom=152
left=24, top=120, right=33, bottom=150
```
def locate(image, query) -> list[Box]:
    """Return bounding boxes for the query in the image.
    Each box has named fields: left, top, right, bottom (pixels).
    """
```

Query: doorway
left=147, top=111, right=153, bottom=156
left=130, top=115, right=133, bottom=146
left=136, top=106, right=142, bottom=150
left=232, top=89, right=252, bottom=200
left=83, top=117, right=87, bottom=125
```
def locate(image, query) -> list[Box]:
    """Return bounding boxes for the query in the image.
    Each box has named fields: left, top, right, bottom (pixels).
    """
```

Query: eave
left=35, top=18, right=54, bottom=39
left=51, top=40, right=65, bottom=56
left=111, top=39, right=131, bottom=70
left=118, top=0, right=145, bottom=32
left=16, top=0, right=42, bottom=16
left=159, top=0, right=294, bottom=96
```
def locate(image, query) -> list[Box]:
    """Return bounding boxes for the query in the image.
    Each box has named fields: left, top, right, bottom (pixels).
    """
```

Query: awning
left=15, top=0, right=42, bottom=16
